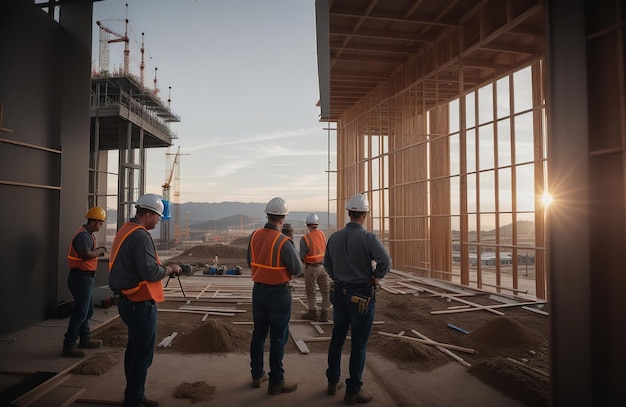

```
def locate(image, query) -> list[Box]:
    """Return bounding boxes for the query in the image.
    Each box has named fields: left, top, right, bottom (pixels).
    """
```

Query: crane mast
left=96, top=3, right=130, bottom=75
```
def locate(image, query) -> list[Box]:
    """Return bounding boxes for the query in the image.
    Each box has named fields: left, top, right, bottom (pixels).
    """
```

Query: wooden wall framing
left=333, top=58, right=548, bottom=300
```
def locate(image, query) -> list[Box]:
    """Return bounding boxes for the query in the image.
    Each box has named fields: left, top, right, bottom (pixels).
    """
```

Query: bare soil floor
left=0, top=243, right=550, bottom=407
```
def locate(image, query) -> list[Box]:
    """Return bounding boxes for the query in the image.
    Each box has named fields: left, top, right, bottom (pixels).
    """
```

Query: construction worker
left=109, top=194, right=182, bottom=407
left=299, top=212, right=332, bottom=322
left=281, top=223, right=295, bottom=245
left=324, top=194, right=391, bottom=404
left=247, top=197, right=301, bottom=395
left=62, top=206, right=108, bottom=358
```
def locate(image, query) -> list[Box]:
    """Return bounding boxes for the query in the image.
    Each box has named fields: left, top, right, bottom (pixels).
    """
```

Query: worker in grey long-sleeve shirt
left=323, top=193, right=391, bottom=404
left=108, top=194, right=181, bottom=407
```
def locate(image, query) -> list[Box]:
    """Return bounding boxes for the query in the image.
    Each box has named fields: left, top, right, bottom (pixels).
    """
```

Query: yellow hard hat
left=85, top=206, right=106, bottom=221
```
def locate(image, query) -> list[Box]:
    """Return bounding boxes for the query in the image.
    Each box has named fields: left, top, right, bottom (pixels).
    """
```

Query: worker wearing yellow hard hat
left=62, top=206, right=108, bottom=358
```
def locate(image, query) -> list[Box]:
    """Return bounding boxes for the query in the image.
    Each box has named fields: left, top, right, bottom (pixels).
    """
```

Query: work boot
left=327, top=380, right=343, bottom=395
left=141, top=397, right=159, bottom=407
left=79, top=338, right=103, bottom=348
left=301, top=309, right=318, bottom=321
left=251, top=374, right=268, bottom=388
left=344, top=389, right=373, bottom=404
left=62, top=345, right=86, bottom=358
left=267, top=380, right=298, bottom=395
left=319, top=309, right=330, bottom=322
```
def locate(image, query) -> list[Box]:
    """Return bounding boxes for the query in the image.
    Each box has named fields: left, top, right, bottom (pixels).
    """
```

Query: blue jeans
left=250, top=283, right=291, bottom=385
left=326, top=285, right=375, bottom=394
left=64, top=272, right=95, bottom=347
left=118, top=297, right=157, bottom=407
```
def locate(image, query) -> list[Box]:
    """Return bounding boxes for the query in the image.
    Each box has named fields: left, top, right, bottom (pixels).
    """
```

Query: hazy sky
left=93, top=0, right=334, bottom=212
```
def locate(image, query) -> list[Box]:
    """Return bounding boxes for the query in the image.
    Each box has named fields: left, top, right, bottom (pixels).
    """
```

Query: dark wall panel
left=0, top=1, right=65, bottom=335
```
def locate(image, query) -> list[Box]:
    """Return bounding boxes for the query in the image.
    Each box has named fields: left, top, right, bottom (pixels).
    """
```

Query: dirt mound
left=173, top=319, right=250, bottom=354
left=168, top=244, right=248, bottom=265
left=72, top=351, right=122, bottom=375
left=463, top=316, right=540, bottom=347
left=173, top=381, right=216, bottom=403
left=229, top=236, right=250, bottom=247
left=371, top=337, right=450, bottom=371
left=469, top=359, right=549, bottom=406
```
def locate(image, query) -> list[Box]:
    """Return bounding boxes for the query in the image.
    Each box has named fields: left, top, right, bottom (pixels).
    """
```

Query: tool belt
left=350, top=293, right=371, bottom=314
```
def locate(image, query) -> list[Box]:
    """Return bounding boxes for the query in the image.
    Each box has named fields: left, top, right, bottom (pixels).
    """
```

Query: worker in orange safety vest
left=62, top=206, right=108, bottom=358
left=108, top=194, right=181, bottom=407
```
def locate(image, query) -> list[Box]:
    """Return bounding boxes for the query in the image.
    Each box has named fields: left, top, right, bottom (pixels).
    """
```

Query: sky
left=93, top=0, right=335, bottom=212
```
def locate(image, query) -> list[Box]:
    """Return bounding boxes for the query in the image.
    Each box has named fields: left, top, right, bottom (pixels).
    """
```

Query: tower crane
left=96, top=3, right=130, bottom=75
left=160, top=146, right=180, bottom=250
left=160, top=147, right=189, bottom=249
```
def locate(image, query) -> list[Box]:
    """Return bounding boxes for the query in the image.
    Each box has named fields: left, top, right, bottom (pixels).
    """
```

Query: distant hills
left=107, top=201, right=337, bottom=230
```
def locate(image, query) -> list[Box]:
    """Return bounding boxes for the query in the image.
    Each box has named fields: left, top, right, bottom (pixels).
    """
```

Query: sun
left=541, top=192, right=553, bottom=207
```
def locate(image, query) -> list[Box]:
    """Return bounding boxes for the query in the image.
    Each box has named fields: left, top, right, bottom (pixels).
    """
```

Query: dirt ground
left=77, top=243, right=549, bottom=406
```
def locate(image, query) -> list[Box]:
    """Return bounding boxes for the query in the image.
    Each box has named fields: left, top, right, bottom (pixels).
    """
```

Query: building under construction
left=0, top=0, right=625, bottom=405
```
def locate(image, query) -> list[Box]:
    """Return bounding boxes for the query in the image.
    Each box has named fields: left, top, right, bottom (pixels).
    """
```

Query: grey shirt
left=109, top=218, right=167, bottom=291
left=324, top=222, right=391, bottom=284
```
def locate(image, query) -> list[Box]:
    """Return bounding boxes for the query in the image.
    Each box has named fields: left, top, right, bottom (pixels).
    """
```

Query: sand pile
left=173, top=381, right=216, bottom=403
left=462, top=316, right=540, bottom=347
left=169, top=244, right=247, bottom=264
left=72, top=351, right=121, bottom=375
left=371, top=337, right=450, bottom=371
left=173, top=320, right=250, bottom=354
left=469, top=359, right=549, bottom=406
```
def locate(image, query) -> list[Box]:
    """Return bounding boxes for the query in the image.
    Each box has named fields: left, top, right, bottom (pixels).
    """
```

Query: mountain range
left=107, top=201, right=337, bottom=229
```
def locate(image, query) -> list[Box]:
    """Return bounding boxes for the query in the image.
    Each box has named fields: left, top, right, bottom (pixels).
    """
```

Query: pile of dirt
left=167, top=244, right=247, bottom=265
left=173, top=381, right=216, bottom=403
left=371, top=337, right=450, bottom=372
left=173, top=320, right=250, bottom=354
left=229, top=236, right=249, bottom=247
left=469, top=359, right=549, bottom=406
left=72, top=351, right=122, bottom=375
left=461, top=316, right=542, bottom=347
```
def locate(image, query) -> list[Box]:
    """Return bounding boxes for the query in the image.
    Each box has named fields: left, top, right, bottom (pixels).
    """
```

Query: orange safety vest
left=249, top=228, right=291, bottom=285
left=67, top=226, right=97, bottom=271
left=108, top=222, right=164, bottom=302
left=302, top=229, right=326, bottom=264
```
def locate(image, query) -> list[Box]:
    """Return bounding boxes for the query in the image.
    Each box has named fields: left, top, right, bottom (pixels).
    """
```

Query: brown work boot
left=301, top=309, right=318, bottom=321
left=141, top=397, right=159, bottom=407
left=344, top=389, right=373, bottom=404
left=251, top=374, right=268, bottom=388
left=62, top=345, right=86, bottom=358
left=79, top=338, right=103, bottom=348
left=268, top=380, right=298, bottom=395
left=327, top=380, right=343, bottom=395
left=319, top=309, right=330, bottom=322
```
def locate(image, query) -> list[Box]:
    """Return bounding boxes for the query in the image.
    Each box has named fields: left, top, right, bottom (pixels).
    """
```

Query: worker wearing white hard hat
left=323, top=193, right=391, bottom=403
left=300, top=212, right=331, bottom=322
left=109, top=194, right=182, bottom=406
left=248, top=197, right=301, bottom=394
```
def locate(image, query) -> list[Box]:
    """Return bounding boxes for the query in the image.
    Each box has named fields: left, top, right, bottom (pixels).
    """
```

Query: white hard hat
left=135, top=194, right=165, bottom=217
left=346, top=193, right=369, bottom=212
left=265, top=197, right=288, bottom=216
left=305, top=213, right=319, bottom=225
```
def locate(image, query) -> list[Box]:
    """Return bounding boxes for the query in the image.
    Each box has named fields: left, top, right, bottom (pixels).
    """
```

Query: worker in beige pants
left=300, top=213, right=331, bottom=322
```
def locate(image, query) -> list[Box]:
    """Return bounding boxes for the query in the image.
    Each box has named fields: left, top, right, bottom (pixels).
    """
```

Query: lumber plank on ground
left=411, top=329, right=471, bottom=368
left=178, top=305, right=246, bottom=313
left=377, top=331, right=476, bottom=354
left=290, top=329, right=310, bottom=354
left=431, top=301, right=545, bottom=315
left=522, top=306, right=549, bottom=316
left=505, top=357, right=549, bottom=377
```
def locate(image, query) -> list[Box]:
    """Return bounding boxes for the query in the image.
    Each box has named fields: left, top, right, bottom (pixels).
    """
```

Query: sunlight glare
left=541, top=192, right=553, bottom=207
